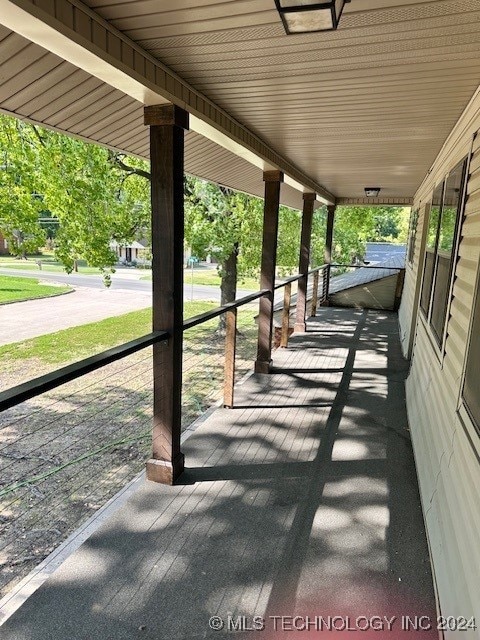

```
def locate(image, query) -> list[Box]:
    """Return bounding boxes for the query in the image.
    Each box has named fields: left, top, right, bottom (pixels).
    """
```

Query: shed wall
left=329, top=274, right=399, bottom=310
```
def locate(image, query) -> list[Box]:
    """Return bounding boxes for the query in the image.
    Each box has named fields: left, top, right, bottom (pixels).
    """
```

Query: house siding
left=399, top=88, right=480, bottom=635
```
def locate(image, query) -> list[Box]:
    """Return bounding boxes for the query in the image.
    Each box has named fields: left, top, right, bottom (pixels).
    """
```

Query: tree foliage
left=184, top=176, right=305, bottom=281
left=0, top=112, right=409, bottom=292
left=330, top=205, right=408, bottom=263
left=37, top=131, right=150, bottom=278
left=0, top=117, right=46, bottom=256
left=0, top=114, right=150, bottom=278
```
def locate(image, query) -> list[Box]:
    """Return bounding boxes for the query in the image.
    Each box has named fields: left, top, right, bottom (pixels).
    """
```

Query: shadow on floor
left=0, top=308, right=437, bottom=640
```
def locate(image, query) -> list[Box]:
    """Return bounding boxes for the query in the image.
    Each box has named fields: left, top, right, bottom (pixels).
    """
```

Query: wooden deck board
left=0, top=308, right=437, bottom=640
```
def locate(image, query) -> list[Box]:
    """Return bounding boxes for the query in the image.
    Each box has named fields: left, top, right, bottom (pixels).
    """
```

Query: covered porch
left=1, top=0, right=479, bottom=633
left=0, top=308, right=437, bottom=638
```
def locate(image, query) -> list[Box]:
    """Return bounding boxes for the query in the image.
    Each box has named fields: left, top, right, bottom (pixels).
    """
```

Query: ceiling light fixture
left=364, top=187, right=381, bottom=197
left=275, top=0, right=349, bottom=34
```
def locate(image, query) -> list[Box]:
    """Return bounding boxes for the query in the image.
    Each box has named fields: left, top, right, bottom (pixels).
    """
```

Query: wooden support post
left=294, top=193, right=315, bottom=333
left=324, top=204, right=336, bottom=300
left=144, top=104, right=189, bottom=485
left=311, top=270, right=319, bottom=317
left=321, top=266, right=328, bottom=303
left=223, top=307, right=237, bottom=408
left=280, top=282, right=292, bottom=348
left=255, top=170, right=283, bottom=374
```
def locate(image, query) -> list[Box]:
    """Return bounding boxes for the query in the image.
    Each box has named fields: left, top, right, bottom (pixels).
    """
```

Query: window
left=407, top=209, right=418, bottom=265
left=420, top=184, right=443, bottom=316
left=419, top=157, right=468, bottom=346
left=463, top=264, right=480, bottom=435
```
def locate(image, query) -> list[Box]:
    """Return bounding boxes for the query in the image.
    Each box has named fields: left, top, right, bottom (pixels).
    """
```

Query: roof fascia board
left=0, top=0, right=335, bottom=204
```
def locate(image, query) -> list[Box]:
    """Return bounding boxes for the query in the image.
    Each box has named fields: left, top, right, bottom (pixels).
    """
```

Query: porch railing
left=0, top=264, right=328, bottom=596
left=0, top=263, right=330, bottom=415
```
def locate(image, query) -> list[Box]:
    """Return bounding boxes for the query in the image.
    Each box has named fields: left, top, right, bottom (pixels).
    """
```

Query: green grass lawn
left=186, top=269, right=260, bottom=289
left=0, top=253, right=50, bottom=264
left=0, top=300, right=256, bottom=365
left=0, top=275, right=71, bottom=304
left=0, top=254, right=101, bottom=275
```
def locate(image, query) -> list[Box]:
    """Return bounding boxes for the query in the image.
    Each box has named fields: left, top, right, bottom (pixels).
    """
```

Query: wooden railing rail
left=0, top=331, right=168, bottom=413
left=0, top=268, right=331, bottom=415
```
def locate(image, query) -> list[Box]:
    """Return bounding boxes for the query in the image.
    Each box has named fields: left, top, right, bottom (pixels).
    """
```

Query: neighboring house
left=399, top=92, right=480, bottom=624
left=110, top=240, right=149, bottom=265
left=0, top=230, right=9, bottom=255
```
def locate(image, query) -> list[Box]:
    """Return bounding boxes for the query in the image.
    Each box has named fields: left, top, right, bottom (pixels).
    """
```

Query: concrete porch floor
left=0, top=308, right=437, bottom=639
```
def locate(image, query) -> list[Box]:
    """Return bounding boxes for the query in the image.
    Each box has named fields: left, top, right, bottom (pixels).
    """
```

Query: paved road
left=365, top=242, right=406, bottom=264
left=0, top=267, right=254, bottom=301
left=0, top=267, right=151, bottom=291
left=0, top=287, right=153, bottom=346
left=0, top=269, right=257, bottom=346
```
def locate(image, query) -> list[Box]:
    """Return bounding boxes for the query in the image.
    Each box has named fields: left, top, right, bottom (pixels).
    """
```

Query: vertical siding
left=400, top=91, right=480, bottom=638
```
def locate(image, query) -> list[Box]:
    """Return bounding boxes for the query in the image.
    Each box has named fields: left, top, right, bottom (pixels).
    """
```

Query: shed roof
left=329, top=254, right=406, bottom=294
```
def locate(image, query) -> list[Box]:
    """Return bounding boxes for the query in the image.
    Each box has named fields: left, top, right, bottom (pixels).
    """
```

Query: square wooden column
left=144, top=104, right=188, bottom=485
left=324, top=204, right=336, bottom=299
left=294, top=192, right=316, bottom=333
left=255, top=170, right=283, bottom=374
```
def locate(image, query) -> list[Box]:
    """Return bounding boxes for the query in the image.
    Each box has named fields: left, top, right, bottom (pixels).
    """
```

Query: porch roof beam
left=0, top=0, right=336, bottom=205
left=336, top=197, right=413, bottom=206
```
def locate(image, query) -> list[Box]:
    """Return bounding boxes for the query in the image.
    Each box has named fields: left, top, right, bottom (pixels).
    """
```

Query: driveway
left=0, top=286, right=152, bottom=346
left=0, top=281, right=260, bottom=346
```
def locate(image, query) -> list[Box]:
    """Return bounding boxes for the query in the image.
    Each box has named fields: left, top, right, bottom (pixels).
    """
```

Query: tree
left=332, top=207, right=376, bottom=263
left=184, top=177, right=306, bottom=312
left=0, top=113, right=151, bottom=280
left=184, top=178, right=259, bottom=326
left=325, top=205, right=408, bottom=264
left=395, top=207, right=411, bottom=244
left=38, top=132, right=150, bottom=281
left=0, top=117, right=46, bottom=257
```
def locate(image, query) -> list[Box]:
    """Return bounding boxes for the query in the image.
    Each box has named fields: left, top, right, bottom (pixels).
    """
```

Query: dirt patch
left=0, top=323, right=257, bottom=597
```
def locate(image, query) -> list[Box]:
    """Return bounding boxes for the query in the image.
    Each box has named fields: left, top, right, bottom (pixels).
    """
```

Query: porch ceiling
left=1, top=0, right=480, bottom=203
left=0, top=27, right=306, bottom=210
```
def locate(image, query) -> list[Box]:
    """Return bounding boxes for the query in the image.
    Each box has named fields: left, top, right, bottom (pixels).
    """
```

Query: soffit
left=0, top=26, right=307, bottom=210
left=81, top=0, right=480, bottom=199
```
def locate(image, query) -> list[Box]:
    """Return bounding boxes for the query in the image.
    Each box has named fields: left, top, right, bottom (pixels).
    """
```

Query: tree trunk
left=218, top=243, right=238, bottom=332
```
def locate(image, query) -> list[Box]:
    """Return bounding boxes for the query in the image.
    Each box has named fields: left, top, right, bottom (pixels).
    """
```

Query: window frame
left=460, top=251, right=480, bottom=438
left=418, top=156, right=468, bottom=353
left=407, top=208, right=418, bottom=267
